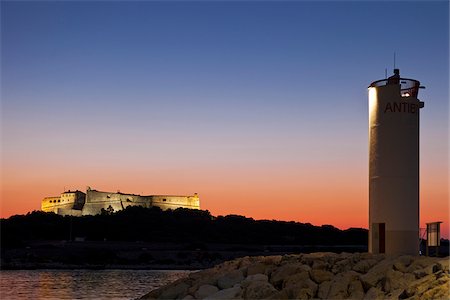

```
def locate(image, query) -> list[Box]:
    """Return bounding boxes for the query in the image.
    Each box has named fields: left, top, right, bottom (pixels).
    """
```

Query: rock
left=242, top=273, right=268, bottom=285
left=348, top=279, right=365, bottom=300
left=217, top=269, right=244, bottom=290
left=181, top=295, right=195, bottom=300
left=353, top=259, right=378, bottom=274
left=281, top=254, right=302, bottom=265
left=332, top=258, right=353, bottom=274
left=283, top=271, right=310, bottom=288
left=205, top=285, right=243, bottom=300
left=383, top=269, right=415, bottom=292
left=268, top=289, right=289, bottom=299
left=247, top=262, right=268, bottom=276
left=385, top=288, right=405, bottom=300
left=270, top=263, right=309, bottom=288
left=237, top=256, right=254, bottom=270
left=327, top=271, right=359, bottom=299
left=317, top=280, right=331, bottom=299
left=310, top=269, right=333, bottom=284
left=405, top=257, right=436, bottom=273
left=312, top=260, right=328, bottom=270
left=363, top=287, right=384, bottom=300
left=419, top=278, right=450, bottom=300
left=260, top=255, right=282, bottom=265
left=359, top=258, right=395, bottom=290
left=300, top=253, right=329, bottom=268
left=141, top=253, right=450, bottom=300
left=243, top=280, right=278, bottom=299
left=404, top=273, right=437, bottom=297
left=241, top=274, right=268, bottom=289
left=392, top=255, right=413, bottom=273
left=189, top=270, right=220, bottom=287
left=158, top=282, right=190, bottom=299
left=215, top=259, right=240, bottom=273
left=436, top=258, right=449, bottom=272
left=285, top=278, right=318, bottom=299
left=195, top=285, right=219, bottom=299
left=412, top=265, right=434, bottom=279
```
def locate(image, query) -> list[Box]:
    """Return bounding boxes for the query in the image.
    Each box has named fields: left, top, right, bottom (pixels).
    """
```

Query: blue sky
left=1, top=1, right=448, bottom=232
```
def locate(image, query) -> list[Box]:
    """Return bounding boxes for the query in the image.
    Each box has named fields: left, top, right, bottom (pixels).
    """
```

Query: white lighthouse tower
left=368, top=69, right=424, bottom=255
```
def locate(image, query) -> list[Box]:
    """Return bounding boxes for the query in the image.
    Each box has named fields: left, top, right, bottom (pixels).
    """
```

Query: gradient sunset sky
left=1, top=1, right=448, bottom=236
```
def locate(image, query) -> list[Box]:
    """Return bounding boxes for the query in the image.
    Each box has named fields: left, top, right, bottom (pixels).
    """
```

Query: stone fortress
left=41, top=187, right=200, bottom=216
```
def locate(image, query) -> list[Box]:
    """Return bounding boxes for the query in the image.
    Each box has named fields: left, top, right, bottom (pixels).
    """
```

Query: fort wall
left=152, top=195, right=200, bottom=210
left=82, top=190, right=151, bottom=215
left=41, top=191, right=85, bottom=213
left=41, top=188, right=200, bottom=216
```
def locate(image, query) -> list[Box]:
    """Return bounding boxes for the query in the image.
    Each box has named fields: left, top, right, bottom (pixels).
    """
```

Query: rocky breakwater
left=140, top=253, right=449, bottom=299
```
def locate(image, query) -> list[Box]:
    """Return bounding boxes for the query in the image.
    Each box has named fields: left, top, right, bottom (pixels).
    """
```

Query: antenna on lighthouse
left=393, top=52, right=396, bottom=69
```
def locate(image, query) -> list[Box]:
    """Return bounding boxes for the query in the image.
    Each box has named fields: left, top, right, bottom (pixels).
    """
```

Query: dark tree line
left=1, top=206, right=367, bottom=248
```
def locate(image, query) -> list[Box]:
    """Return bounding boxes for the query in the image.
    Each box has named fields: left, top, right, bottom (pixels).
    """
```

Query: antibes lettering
left=384, top=102, right=418, bottom=114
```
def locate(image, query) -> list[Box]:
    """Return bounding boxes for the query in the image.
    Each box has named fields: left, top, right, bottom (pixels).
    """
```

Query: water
left=0, top=269, right=191, bottom=300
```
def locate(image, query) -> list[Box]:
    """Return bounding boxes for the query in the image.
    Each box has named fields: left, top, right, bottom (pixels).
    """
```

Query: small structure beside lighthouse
left=368, top=69, right=424, bottom=255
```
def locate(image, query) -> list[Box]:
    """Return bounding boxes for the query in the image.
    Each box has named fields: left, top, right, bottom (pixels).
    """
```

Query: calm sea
left=0, top=269, right=191, bottom=300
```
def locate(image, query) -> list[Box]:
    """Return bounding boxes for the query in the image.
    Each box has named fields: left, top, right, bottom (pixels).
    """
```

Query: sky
left=1, top=1, right=449, bottom=237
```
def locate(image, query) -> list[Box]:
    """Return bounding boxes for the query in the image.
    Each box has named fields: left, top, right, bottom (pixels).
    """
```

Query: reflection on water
left=0, top=269, right=191, bottom=300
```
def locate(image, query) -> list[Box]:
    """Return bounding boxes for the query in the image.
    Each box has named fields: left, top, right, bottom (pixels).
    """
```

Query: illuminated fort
left=41, top=187, right=200, bottom=216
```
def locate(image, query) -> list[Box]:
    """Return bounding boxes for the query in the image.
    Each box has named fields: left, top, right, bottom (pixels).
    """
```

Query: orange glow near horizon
left=1, top=159, right=447, bottom=238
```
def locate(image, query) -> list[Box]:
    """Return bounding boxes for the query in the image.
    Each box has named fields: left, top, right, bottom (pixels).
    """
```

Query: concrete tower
left=368, top=69, right=424, bottom=255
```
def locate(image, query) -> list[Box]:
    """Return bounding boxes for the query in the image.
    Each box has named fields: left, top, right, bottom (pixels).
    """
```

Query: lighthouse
left=368, top=69, right=424, bottom=255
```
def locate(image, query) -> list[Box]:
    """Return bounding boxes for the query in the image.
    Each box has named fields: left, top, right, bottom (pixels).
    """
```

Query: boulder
left=383, top=269, right=415, bottom=292
left=405, top=257, right=436, bottom=273
left=285, top=278, right=318, bottom=299
left=353, top=259, right=378, bottom=274
left=317, top=281, right=331, bottom=299
left=363, top=287, right=384, bottom=300
left=195, top=285, right=219, bottom=299
left=260, top=255, right=282, bottom=265
left=385, top=288, right=405, bottom=300
left=283, top=271, right=310, bottom=288
left=205, top=285, right=243, bottom=300
left=331, top=258, right=353, bottom=274
left=404, top=273, right=437, bottom=297
left=243, top=280, right=278, bottom=299
left=310, top=269, right=334, bottom=284
left=247, top=262, right=268, bottom=276
left=241, top=274, right=268, bottom=288
left=359, top=258, right=395, bottom=290
left=158, top=282, right=190, bottom=299
left=348, top=279, right=365, bottom=300
left=436, top=258, right=449, bottom=272
left=327, top=271, right=359, bottom=299
left=189, top=270, right=220, bottom=287
left=268, top=289, right=289, bottom=299
left=392, top=255, right=413, bottom=273
left=419, top=278, right=450, bottom=300
left=244, top=273, right=268, bottom=283
left=312, top=260, right=329, bottom=270
left=300, top=253, right=331, bottom=267
left=217, top=269, right=244, bottom=290
left=140, top=253, right=450, bottom=300
left=270, top=263, right=309, bottom=288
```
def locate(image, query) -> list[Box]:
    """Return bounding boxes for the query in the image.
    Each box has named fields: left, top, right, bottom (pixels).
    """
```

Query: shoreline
left=1, top=240, right=371, bottom=271
left=0, top=263, right=202, bottom=271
